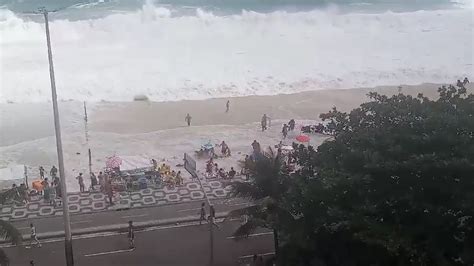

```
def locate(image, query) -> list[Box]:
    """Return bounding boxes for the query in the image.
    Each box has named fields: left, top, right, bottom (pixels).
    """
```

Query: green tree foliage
left=0, top=220, right=22, bottom=266
left=231, top=85, right=472, bottom=265
left=0, top=190, right=25, bottom=265
left=281, top=85, right=473, bottom=265
left=227, top=148, right=294, bottom=263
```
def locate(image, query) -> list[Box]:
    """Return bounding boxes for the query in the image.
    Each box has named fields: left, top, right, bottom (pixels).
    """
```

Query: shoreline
left=1, top=82, right=471, bottom=147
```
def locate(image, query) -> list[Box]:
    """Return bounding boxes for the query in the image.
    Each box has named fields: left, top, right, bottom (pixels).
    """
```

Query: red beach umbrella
left=106, top=155, right=122, bottom=169
left=296, top=134, right=310, bottom=143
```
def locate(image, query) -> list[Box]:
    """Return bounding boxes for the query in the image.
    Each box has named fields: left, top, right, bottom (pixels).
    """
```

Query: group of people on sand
left=205, top=157, right=237, bottom=179
left=457, top=77, right=470, bottom=88
left=184, top=100, right=232, bottom=127
left=156, top=162, right=183, bottom=187
left=281, top=118, right=296, bottom=138
left=36, top=166, right=62, bottom=206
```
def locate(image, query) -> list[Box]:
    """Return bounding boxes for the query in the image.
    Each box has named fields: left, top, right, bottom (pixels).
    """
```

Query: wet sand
left=1, top=83, right=471, bottom=191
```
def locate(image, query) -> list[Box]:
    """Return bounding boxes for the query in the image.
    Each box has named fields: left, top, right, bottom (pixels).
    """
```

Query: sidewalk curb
left=1, top=212, right=231, bottom=244
left=6, top=196, right=232, bottom=223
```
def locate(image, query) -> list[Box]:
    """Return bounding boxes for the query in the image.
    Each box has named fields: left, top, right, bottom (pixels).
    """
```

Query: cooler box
left=32, top=180, right=44, bottom=191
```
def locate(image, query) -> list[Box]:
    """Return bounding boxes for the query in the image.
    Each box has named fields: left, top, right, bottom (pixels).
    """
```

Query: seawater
left=0, top=0, right=472, bottom=102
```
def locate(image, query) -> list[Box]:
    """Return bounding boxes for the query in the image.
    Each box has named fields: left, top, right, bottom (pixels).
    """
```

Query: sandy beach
left=0, top=83, right=471, bottom=191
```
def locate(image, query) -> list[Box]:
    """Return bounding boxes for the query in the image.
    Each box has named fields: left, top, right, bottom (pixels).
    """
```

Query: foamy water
left=0, top=1, right=472, bottom=103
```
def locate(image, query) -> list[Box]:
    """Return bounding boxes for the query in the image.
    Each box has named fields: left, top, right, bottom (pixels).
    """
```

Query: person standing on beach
left=282, top=124, right=289, bottom=139
left=185, top=113, right=192, bottom=126
left=98, top=171, right=104, bottom=190
left=50, top=166, right=58, bottom=178
left=226, top=100, right=230, bottom=113
left=90, top=172, right=98, bottom=190
left=39, top=166, right=45, bottom=179
left=289, top=119, right=296, bottom=131
left=261, top=114, right=267, bottom=131
left=76, top=173, right=85, bottom=193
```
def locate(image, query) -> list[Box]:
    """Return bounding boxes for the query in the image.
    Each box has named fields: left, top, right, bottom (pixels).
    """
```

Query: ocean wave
left=0, top=3, right=472, bottom=103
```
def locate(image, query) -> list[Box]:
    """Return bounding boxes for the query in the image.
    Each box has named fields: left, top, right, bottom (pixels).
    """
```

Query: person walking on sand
left=282, top=124, right=289, bottom=139
left=261, top=114, right=267, bottom=131
left=463, top=77, right=470, bottom=85
left=185, top=113, right=192, bottom=126
left=226, top=100, right=230, bottom=113
left=76, top=173, right=85, bottom=193
left=289, top=119, right=296, bottom=131
left=128, top=221, right=135, bottom=249
left=29, top=223, right=41, bottom=248
left=199, top=202, right=207, bottom=225
left=39, top=166, right=45, bottom=179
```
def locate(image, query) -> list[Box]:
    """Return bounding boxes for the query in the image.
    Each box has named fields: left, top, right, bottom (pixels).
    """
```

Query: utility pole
left=41, top=8, right=74, bottom=266
left=183, top=153, right=214, bottom=266
left=209, top=204, right=215, bottom=266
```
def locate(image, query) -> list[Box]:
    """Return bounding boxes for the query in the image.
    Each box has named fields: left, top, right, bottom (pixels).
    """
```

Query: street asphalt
left=10, top=197, right=250, bottom=237
left=3, top=220, right=274, bottom=266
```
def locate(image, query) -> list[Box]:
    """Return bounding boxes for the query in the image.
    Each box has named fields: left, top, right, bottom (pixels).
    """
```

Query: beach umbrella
left=106, top=155, right=122, bottom=169
left=296, top=134, right=310, bottom=143
left=202, top=141, right=214, bottom=150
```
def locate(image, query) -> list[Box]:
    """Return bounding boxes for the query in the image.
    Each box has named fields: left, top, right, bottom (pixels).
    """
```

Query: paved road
left=4, top=221, right=274, bottom=266
left=11, top=197, right=250, bottom=236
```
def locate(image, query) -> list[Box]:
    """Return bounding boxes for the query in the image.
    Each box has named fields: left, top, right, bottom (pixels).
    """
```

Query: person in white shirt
left=30, top=223, right=41, bottom=248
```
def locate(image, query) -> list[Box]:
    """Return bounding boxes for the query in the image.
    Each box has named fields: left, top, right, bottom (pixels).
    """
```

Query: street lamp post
left=183, top=153, right=214, bottom=266
left=41, top=9, right=74, bottom=266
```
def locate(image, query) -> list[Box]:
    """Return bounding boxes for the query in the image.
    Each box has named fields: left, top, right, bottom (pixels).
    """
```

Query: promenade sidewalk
left=1, top=178, right=235, bottom=221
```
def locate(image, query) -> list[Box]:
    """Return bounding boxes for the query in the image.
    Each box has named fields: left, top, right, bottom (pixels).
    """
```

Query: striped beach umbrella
left=106, top=155, right=122, bottom=169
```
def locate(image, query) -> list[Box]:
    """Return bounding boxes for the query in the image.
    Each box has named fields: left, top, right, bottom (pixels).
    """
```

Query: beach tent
left=0, top=165, right=27, bottom=190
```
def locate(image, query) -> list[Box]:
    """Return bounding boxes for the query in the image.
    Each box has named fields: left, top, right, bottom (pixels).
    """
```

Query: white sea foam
left=0, top=4, right=472, bottom=103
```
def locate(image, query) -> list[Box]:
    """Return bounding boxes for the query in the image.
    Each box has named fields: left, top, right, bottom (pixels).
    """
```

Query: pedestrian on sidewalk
left=208, top=205, right=219, bottom=228
left=105, top=179, right=114, bottom=205
left=128, top=221, right=135, bottom=249
left=76, top=173, right=85, bottom=193
left=252, top=255, right=258, bottom=266
left=29, top=223, right=41, bottom=248
left=226, top=100, right=230, bottom=113
left=199, top=202, right=206, bottom=225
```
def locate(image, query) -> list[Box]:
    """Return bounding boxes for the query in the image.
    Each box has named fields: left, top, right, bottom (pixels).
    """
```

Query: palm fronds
left=232, top=217, right=267, bottom=239
left=229, top=181, right=262, bottom=199
left=0, top=220, right=22, bottom=245
left=0, top=248, right=9, bottom=266
left=226, top=205, right=261, bottom=219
